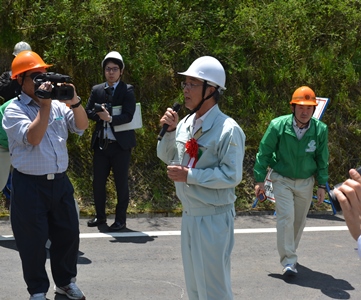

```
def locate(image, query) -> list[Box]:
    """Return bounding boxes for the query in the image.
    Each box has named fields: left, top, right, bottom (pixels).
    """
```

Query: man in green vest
left=254, top=86, right=329, bottom=276
left=0, top=99, right=12, bottom=207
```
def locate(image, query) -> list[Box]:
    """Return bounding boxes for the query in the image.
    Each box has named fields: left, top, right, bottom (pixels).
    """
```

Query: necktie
left=99, top=86, right=114, bottom=150
left=193, top=127, right=203, bottom=140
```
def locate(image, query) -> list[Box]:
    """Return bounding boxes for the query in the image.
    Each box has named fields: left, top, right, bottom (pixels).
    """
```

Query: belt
left=183, top=203, right=234, bottom=217
left=15, top=169, right=66, bottom=181
left=107, top=139, right=117, bottom=144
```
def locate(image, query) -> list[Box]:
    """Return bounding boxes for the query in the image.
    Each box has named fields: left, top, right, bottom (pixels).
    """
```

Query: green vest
left=0, top=99, right=12, bottom=149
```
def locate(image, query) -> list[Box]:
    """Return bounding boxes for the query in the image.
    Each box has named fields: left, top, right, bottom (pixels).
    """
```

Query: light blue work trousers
left=181, top=208, right=235, bottom=300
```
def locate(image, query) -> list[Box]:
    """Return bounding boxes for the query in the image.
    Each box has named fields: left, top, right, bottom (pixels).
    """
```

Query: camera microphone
left=157, top=103, right=181, bottom=141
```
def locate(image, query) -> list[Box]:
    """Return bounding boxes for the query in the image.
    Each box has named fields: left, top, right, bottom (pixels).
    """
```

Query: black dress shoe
left=108, top=221, right=126, bottom=232
left=87, top=217, right=107, bottom=227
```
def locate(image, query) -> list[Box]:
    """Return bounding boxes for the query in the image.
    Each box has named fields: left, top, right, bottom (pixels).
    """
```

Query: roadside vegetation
left=1, top=0, right=361, bottom=216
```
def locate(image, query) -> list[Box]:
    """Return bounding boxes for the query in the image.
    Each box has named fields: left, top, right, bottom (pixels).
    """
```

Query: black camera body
left=93, top=86, right=113, bottom=113
left=93, top=103, right=110, bottom=113
left=328, top=166, right=361, bottom=212
left=34, top=72, right=74, bottom=100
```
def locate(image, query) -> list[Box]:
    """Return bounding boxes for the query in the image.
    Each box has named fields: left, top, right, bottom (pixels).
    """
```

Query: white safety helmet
left=13, top=41, right=32, bottom=56
left=178, top=56, right=226, bottom=90
left=101, top=51, right=125, bottom=70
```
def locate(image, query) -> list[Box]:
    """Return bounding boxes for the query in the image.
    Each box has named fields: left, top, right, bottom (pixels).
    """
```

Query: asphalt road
left=0, top=212, right=360, bottom=299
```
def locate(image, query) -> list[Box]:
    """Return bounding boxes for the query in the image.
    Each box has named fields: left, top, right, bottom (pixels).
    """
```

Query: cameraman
left=85, top=51, right=136, bottom=232
left=2, top=50, right=87, bottom=300
left=333, top=169, right=361, bottom=258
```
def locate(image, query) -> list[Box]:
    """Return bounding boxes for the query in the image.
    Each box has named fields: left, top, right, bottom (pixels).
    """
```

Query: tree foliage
left=1, top=0, right=361, bottom=214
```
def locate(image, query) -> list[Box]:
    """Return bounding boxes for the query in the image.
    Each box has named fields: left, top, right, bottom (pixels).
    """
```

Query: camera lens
left=328, top=183, right=342, bottom=212
left=93, top=103, right=104, bottom=113
left=328, top=166, right=361, bottom=212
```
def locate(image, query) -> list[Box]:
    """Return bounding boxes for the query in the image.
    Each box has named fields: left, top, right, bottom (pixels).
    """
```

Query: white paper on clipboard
left=264, top=97, right=330, bottom=202
left=112, top=103, right=143, bottom=132
left=313, top=97, right=330, bottom=120
left=264, top=169, right=276, bottom=202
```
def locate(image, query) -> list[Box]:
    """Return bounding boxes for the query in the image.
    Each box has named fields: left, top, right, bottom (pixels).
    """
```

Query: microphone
left=157, top=103, right=181, bottom=141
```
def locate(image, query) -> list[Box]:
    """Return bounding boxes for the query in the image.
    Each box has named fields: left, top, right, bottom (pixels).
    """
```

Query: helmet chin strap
left=115, top=71, right=122, bottom=82
left=108, top=74, right=121, bottom=86
left=293, top=106, right=316, bottom=128
left=185, top=81, right=216, bottom=122
left=293, top=113, right=309, bottom=128
left=15, top=71, right=27, bottom=100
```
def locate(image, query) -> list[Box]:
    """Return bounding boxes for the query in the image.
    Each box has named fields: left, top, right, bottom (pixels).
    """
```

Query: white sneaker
left=54, top=282, right=85, bottom=299
left=282, top=263, right=298, bottom=276
left=29, top=293, right=46, bottom=300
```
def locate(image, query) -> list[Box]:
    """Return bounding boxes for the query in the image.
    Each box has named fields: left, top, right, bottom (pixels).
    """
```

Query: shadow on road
left=268, top=264, right=354, bottom=299
left=0, top=239, right=17, bottom=251
left=94, top=223, right=156, bottom=244
left=110, top=227, right=156, bottom=244
left=0, top=240, right=91, bottom=264
left=307, top=213, right=346, bottom=223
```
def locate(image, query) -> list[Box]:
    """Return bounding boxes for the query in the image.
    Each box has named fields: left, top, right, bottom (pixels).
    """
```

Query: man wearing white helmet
left=157, top=56, right=246, bottom=300
left=12, top=41, right=32, bottom=56
left=85, top=51, right=136, bottom=232
left=0, top=41, right=31, bottom=101
left=0, top=41, right=32, bottom=208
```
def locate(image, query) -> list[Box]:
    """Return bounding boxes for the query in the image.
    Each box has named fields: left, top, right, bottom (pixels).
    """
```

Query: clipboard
left=112, top=103, right=143, bottom=132
left=313, top=97, right=330, bottom=120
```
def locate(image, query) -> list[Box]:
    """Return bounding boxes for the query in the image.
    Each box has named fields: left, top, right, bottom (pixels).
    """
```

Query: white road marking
left=0, top=226, right=349, bottom=241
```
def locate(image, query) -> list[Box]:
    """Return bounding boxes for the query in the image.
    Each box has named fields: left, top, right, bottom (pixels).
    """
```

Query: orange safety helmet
left=11, top=50, right=52, bottom=79
left=290, top=86, right=318, bottom=106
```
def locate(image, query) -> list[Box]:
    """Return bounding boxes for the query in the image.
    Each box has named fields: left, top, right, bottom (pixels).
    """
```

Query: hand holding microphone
left=158, top=103, right=181, bottom=140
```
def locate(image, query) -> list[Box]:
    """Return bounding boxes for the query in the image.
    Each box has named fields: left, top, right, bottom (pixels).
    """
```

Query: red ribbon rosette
left=185, top=138, right=199, bottom=168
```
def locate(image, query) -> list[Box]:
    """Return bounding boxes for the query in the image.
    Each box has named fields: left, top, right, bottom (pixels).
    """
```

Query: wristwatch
left=108, top=116, right=113, bottom=123
left=71, top=96, right=82, bottom=109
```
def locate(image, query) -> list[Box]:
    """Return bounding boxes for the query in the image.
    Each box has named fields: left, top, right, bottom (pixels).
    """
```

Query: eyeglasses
left=105, top=67, right=120, bottom=73
left=181, top=81, right=203, bottom=89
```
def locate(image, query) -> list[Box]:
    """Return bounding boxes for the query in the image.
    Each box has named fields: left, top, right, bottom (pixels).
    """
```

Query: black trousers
left=93, top=140, right=132, bottom=224
left=11, top=169, right=79, bottom=295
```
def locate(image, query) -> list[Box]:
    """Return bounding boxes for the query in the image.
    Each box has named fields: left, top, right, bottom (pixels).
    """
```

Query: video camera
left=328, top=166, right=361, bottom=212
left=33, top=72, right=74, bottom=100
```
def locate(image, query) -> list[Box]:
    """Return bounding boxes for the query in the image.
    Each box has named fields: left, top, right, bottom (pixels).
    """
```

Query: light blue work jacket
left=157, top=105, right=246, bottom=216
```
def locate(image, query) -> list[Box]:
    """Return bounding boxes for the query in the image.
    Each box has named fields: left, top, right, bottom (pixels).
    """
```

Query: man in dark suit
left=0, top=41, right=32, bottom=102
left=85, top=51, right=136, bottom=231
